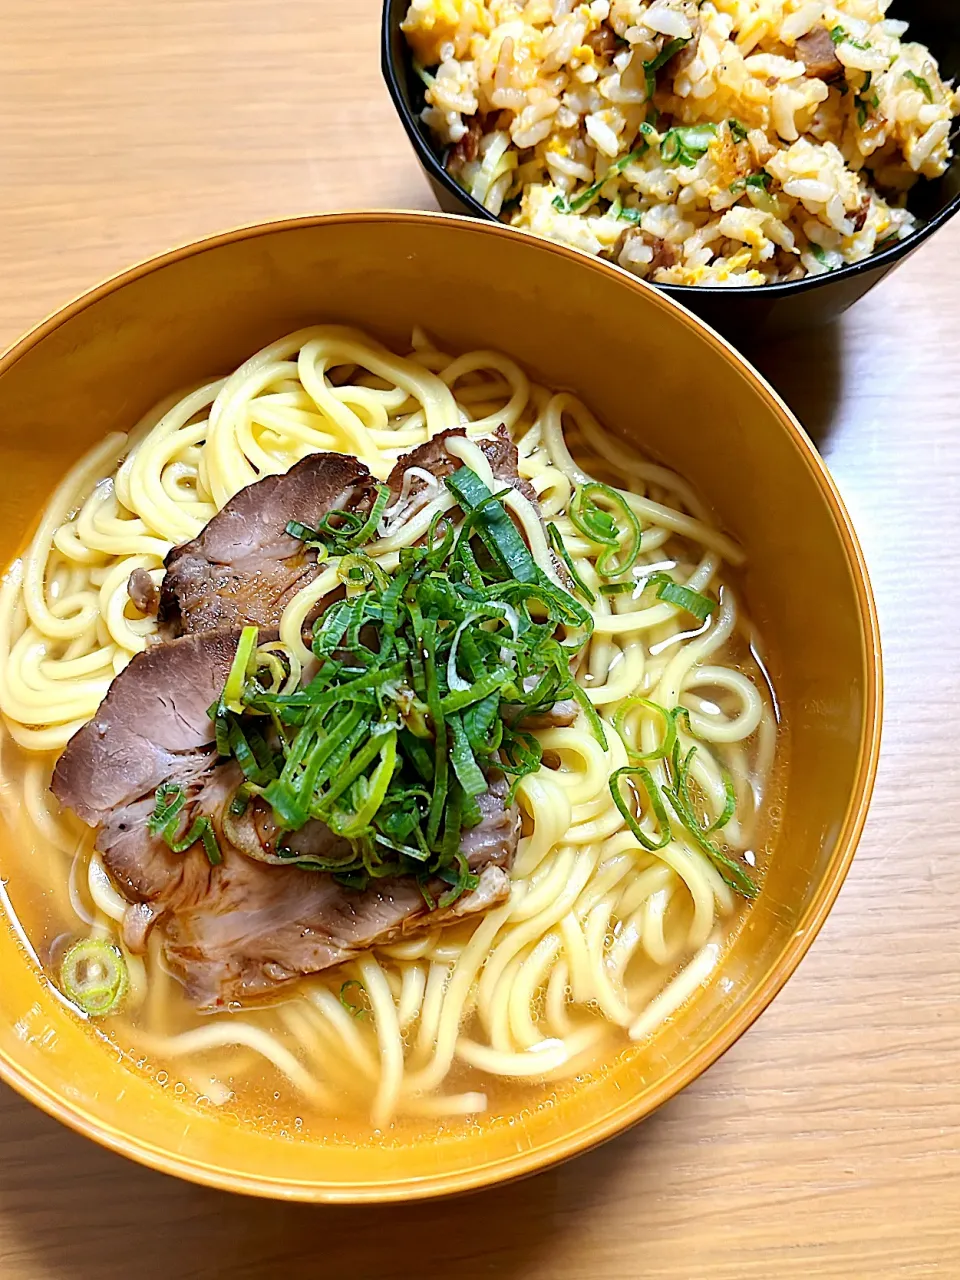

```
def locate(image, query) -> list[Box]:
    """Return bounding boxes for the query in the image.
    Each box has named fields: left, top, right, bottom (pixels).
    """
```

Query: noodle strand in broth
left=0, top=325, right=780, bottom=1128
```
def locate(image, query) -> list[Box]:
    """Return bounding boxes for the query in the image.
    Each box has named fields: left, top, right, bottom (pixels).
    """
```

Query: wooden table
left=1, top=2, right=958, bottom=1276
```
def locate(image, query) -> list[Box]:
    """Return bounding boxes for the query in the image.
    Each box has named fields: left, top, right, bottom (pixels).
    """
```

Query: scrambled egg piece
left=401, top=0, right=488, bottom=65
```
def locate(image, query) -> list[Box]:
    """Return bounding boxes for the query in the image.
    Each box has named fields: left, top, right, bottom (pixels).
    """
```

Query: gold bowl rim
left=0, top=209, right=883, bottom=1202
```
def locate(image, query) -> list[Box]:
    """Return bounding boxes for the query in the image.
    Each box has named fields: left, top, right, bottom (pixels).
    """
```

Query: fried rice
left=401, top=0, right=960, bottom=286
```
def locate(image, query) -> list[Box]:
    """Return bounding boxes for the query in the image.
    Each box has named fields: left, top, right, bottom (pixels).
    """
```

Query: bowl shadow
left=743, top=321, right=846, bottom=451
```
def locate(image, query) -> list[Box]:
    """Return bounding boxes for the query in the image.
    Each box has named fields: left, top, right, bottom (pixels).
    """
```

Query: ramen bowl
left=0, top=211, right=881, bottom=1201
left=382, top=0, right=960, bottom=338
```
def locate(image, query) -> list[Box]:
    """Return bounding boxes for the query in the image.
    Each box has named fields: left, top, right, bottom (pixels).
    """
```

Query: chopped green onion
left=706, top=766, right=737, bottom=835
left=285, top=484, right=390, bottom=557
left=610, top=765, right=672, bottom=851
left=332, top=730, right=398, bottom=838
left=551, top=148, right=646, bottom=215
left=223, top=626, right=259, bottom=714
left=611, top=700, right=755, bottom=898
left=643, top=36, right=690, bottom=98
left=339, top=979, right=367, bottom=1019
left=613, top=698, right=684, bottom=763
left=445, top=467, right=540, bottom=584
left=338, top=552, right=389, bottom=595
left=285, top=519, right=322, bottom=544
left=60, top=938, right=128, bottom=1017
left=148, top=782, right=223, bottom=865
left=345, top=484, right=391, bottom=548
left=147, top=780, right=186, bottom=834
left=831, top=25, right=870, bottom=51
left=616, top=205, right=644, bottom=224
left=809, top=242, right=831, bottom=267
left=747, top=172, right=771, bottom=190
left=546, top=522, right=596, bottom=603
left=661, top=744, right=757, bottom=898
left=645, top=571, right=715, bottom=620
left=570, top=483, right=642, bottom=578
left=565, top=679, right=608, bottom=751
left=728, top=118, right=748, bottom=142
left=213, top=465, right=592, bottom=905
left=570, top=486, right=618, bottom=546
left=660, top=124, right=717, bottom=168
left=600, top=582, right=634, bottom=596
left=904, top=70, right=934, bottom=102
left=168, top=816, right=222, bottom=865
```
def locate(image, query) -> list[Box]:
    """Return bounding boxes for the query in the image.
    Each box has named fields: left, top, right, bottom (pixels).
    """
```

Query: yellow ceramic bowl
left=0, top=211, right=881, bottom=1202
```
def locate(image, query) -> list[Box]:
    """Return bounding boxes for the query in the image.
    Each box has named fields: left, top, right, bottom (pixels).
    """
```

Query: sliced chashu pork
left=159, top=426, right=539, bottom=639
left=795, top=25, right=845, bottom=83
left=383, top=423, right=540, bottom=522
left=52, top=631, right=519, bottom=1009
left=158, top=451, right=376, bottom=638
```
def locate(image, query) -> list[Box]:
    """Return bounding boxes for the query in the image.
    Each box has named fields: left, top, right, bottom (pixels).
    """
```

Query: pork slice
left=448, top=114, right=483, bottom=169
left=51, top=631, right=242, bottom=824
left=158, top=451, right=376, bottom=638
left=584, top=24, right=618, bottom=58
left=52, top=629, right=521, bottom=1008
left=105, top=775, right=517, bottom=1008
left=386, top=424, right=574, bottom=587
left=386, top=424, right=540, bottom=511
left=795, top=26, right=845, bottom=84
left=615, top=227, right=679, bottom=274
left=165, top=857, right=511, bottom=1009
left=459, top=775, right=523, bottom=869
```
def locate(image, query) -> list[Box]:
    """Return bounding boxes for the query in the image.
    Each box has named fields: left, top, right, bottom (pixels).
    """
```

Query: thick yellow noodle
left=0, top=325, right=777, bottom=1126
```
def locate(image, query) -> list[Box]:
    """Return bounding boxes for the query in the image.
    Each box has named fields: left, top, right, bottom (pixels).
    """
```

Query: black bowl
left=382, top=0, right=960, bottom=337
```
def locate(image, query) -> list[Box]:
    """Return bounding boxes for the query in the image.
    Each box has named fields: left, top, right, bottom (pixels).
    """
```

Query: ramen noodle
left=0, top=326, right=780, bottom=1128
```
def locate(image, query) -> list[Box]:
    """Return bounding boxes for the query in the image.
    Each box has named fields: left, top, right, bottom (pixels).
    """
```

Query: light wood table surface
left=0, top=2, right=958, bottom=1276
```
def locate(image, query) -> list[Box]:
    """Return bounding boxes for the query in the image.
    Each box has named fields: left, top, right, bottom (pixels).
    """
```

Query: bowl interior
left=0, top=213, right=879, bottom=1200
left=383, top=0, right=960, bottom=273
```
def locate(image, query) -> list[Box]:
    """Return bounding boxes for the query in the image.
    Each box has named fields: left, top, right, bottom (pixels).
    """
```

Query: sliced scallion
left=643, top=35, right=690, bottom=98
left=645, top=571, right=715, bottom=620
left=223, top=625, right=259, bottom=714
left=660, top=124, right=717, bottom=168
left=60, top=938, right=129, bottom=1017
left=570, top=483, right=642, bottom=578
left=445, top=467, right=540, bottom=584
left=339, top=979, right=367, bottom=1019
left=551, top=148, right=646, bottom=215
left=148, top=782, right=223, bottom=866
left=610, top=765, right=672, bottom=852
left=546, top=522, right=596, bottom=603
left=904, top=69, right=934, bottom=102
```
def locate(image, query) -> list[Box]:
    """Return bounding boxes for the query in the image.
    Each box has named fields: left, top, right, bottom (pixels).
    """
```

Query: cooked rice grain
left=402, top=0, right=960, bottom=286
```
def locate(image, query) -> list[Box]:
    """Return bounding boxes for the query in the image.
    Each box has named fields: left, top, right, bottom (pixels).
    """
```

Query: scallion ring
left=223, top=625, right=259, bottom=713
left=60, top=938, right=129, bottom=1016
left=570, top=483, right=642, bottom=578
left=644, top=572, right=715, bottom=621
